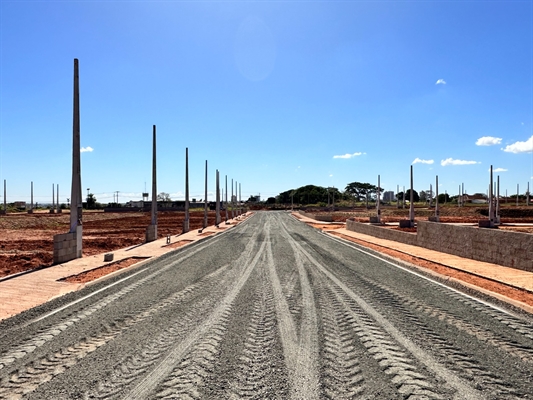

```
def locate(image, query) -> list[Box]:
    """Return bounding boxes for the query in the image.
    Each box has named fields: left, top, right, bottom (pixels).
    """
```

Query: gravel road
left=0, top=211, right=532, bottom=399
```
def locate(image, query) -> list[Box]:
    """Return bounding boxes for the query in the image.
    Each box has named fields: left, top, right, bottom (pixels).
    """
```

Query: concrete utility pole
left=215, top=170, right=221, bottom=226
left=29, top=181, right=33, bottom=214
left=231, top=179, right=234, bottom=219
left=203, top=160, right=208, bottom=230
left=2, top=179, right=6, bottom=214
left=397, top=185, right=399, bottom=208
left=52, top=183, right=55, bottom=213
left=434, top=176, right=440, bottom=222
left=429, top=184, right=433, bottom=208
left=57, top=184, right=61, bottom=213
left=527, top=182, right=530, bottom=206
left=489, top=165, right=495, bottom=226
left=225, top=175, right=228, bottom=222
left=145, top=125, right=158, bottom=242
left=496, top=176, right=500, bottom=224
left=517, top=184, right=519, bottom=207
left=376, top=175, right=381, bottom=223
left=183, top=147, right=190, bottom=233
left=54, top=58, right=83, bottom=264
left=402, top=185, right=405, bottom=209
left=409, top=166, right=415, bottom=225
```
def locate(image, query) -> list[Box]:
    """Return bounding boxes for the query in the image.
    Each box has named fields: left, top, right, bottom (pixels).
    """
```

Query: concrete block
left=104, top=253, right=114, bottom=262
left=146, top=224, right=157, bottom=243
left=399, top=219, right=414, bottom=228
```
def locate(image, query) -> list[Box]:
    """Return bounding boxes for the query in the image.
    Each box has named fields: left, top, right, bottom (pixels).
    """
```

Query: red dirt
left=60, top=257, right=149, bottom=284
left=0, top=210, right=222, bottom=278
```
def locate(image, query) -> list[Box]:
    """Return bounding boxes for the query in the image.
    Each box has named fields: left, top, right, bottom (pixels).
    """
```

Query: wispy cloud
left=490, top=167, right=508, bottom=172
left=476, top=136, right=502, bottom=146
left=412, top=158, right=434, bottom=165
left=81, top=146, right=94, bottom=153
left=441, top=158, right=480, bottom=166
left=501, top=135, right=533, bottom=154
left=435, top=79, right=446, bottom=85
left=329, top=174, right=333, bottom=177
left=333, top=152, right=365, bottom=159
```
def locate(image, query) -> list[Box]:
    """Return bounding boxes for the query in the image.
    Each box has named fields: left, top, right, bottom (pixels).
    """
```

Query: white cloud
left=81, top=146, right=94, bottom=153
left=490, top=168, right=508, bottom=172
left=329, top=174, right=333, bottom=177
left=475, top=136, right=502, bottom=146
left=333, top=152, right=365, bottom=159
left=501, top=135, right=533, bottom=154
left=412, top=158, right=434, bottom=165
left=435, top=79, right=446, bottom=85
left=441, top=158, right=480, bottom=166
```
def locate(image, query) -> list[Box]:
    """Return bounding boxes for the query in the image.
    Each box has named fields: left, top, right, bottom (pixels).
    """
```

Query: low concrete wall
left=53, top=226, right=82, bottom=264
left=346, top=219, right=418, bottom=246
left=417, top=221, right=533, bottom=272
left=345, top=219, right=533, bottom=272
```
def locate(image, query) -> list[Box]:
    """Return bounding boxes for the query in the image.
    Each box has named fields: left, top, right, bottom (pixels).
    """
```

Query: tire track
left=0, top=263, right=232, bottom=399
left=315, top=279, right=366, bottom=399
left=284, top=228, right=483, bottom=399
left=228, top=265, right=278, bottom=400
left=264, top=218, right=320, bottom=400
left=0, top=236, right=228, bottom=372
left=123, top=231, right=268, bottom=399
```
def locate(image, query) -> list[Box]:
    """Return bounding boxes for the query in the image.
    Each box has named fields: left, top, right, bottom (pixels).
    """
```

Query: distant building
left=382, top=191, right=395, bottom=202
left=14, top=201, right=26, bottom=209
left=125, top=200, right=144, bottom=208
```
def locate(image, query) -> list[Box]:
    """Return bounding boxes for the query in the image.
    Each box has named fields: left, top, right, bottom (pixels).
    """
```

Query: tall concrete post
left=517, top=184, right=519, bottom=206
left=215, top=170, right=221, bottom=226
left=527, top=182, right=530, bottom=206
left=429, top=184, right=433, bottom=207
left=57, top=184, right=61, bottom=213
left=496, top=176, right=501, bottom=224
left=54, top=58, right=83, bottom=264
left=489, top=165, right=495, bottom=225
left=183, top=147, right=190, bottom=233
left=402, top=185, right=405, bottom=209
left=409, top=166, right=415, bottom=225
left=225, top=175, right=228, bottom=222
left=376, top=175, right=381, bottom=223
left=396, top=185, right=399, bottom=208
left=231, top=179, right=234, bottom=219
left=203, top=160, right=208, bottom=229
left=434, top=176, right=440, bottom=221
left=2, top=179, right=6, bottom=214
left=145, top=125, right=158, bottom=242
left=458, top=185, right=461, bottom=207
left=29, top=181, right=33, bottom=214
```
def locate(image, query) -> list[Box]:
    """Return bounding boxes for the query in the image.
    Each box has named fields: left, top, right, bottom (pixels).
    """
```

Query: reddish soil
left=0, top=210, right=222, bottom=278
left=60, top=257, right=149, bottom=284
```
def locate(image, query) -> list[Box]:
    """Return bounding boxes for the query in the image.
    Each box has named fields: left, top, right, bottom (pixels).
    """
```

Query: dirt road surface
left=0, top=212, right=532, bottom=399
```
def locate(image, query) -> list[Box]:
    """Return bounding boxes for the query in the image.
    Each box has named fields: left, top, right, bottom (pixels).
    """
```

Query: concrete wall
left=53, top=226, right=82, bottom=264
left=345, top=219, right=533, bottom=272
left=417, top=221, right=533, bottom=272
left=346, top=219, right=418, bottom=246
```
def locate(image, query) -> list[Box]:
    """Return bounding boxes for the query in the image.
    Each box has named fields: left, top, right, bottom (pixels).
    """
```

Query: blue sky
left=1, top=1, right=532, bottom=205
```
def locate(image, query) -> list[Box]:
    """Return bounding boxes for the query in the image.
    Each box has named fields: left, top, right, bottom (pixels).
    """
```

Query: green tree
left=86, top=193, right=97, bottom=210
left=405, top=189, right=420, bottom=202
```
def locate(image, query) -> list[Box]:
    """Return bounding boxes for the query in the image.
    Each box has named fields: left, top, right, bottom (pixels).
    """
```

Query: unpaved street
left=0, top=212, right=532, bottom=399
